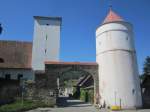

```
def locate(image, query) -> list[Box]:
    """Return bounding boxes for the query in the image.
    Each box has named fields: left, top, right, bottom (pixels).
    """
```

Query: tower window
left=45, top=49, right=47, bottom=54
left=46, top=35, right=48, bottom=40
left=0, top=58, right=4, bottom=63
left=5, top=74, right=10, bottom=80
left=126, top=36, right=128, bottom=40
left=46, top=24, right=49, bottom=26
left=132, top=89, right=135, bottom=95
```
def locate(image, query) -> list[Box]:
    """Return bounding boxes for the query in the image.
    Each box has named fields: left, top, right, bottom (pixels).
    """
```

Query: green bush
left=80, top=89, right=86, bottom=102
left=0, top=99, right=51, bottom=112
left=88, top=89, right=94, bottom=103
left=80, top=89, right=94, bottom=103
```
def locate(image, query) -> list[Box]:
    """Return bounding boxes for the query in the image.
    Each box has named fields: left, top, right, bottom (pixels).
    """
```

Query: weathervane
left=109, top=0, right=113, bottom=10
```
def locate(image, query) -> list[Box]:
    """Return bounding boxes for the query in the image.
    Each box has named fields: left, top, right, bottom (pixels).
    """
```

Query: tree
left=0, top=23, right=3, bottom=34
left=140, top=56, right=150, bottom=80
left=143, top=56, right=150, bottom=76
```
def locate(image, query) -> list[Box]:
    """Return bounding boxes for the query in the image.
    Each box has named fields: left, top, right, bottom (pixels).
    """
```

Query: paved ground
left=27, top=97, right=99, bottom=112
left=26, top=97, right=150, bottom=112
left=111, top=110, right=150, bottom=112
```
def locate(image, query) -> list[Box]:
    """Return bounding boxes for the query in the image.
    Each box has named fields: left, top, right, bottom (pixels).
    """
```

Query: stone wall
left=45, top=64, right=99, bottom=105
left=0, top=78, right=20, bottom=105
left=25, top=73, right=57, bottom=106
left=142, top=87, right=150, bottom=108
left=25, top=63, right=99, bottom=106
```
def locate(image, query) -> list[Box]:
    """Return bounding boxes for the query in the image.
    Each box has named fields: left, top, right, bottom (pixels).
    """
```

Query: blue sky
left=0, top=0, right=150, bottom=74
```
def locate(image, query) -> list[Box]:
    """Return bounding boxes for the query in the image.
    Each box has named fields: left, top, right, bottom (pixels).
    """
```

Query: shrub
left=0, top=99, right=52, bottom=112
left=80, top=89, right=86, bottom=102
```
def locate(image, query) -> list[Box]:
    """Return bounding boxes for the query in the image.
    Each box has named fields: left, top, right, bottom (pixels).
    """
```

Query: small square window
left=18, top=74, right=23, bottom=80
left=0, top=58, right=4, bottom=63
left=132, top=89, right=135, bottom=94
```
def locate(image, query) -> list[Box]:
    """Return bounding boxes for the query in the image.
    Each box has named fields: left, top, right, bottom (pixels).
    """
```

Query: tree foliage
left=140, top=56, right=150, bottom=80
left=143, top=56, right=150, bottom=76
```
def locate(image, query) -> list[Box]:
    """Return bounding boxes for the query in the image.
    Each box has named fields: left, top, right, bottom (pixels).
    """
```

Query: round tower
left=96, top=9, right=142, bottom=109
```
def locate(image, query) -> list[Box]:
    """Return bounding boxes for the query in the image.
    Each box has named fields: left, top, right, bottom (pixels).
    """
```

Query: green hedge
left=80, top=89, right=94, bottom=103
left=0, top=100, right=52, bottom=112
left=80, top=89, right=86, bottom=102
left=88, top=89, right=94, bottom=103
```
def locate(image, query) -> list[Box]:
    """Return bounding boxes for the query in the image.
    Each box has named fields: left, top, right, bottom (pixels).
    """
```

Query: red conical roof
left=103, top=9, right=123, bottom=24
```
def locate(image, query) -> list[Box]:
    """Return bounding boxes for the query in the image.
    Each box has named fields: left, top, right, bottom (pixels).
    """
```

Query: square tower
left=32, top=16, right=62, bottom=70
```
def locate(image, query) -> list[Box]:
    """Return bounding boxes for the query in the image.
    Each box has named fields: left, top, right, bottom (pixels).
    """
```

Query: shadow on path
left=56, top=97, right=68, bottom=107
left=56, top=97, right=91, bottom=108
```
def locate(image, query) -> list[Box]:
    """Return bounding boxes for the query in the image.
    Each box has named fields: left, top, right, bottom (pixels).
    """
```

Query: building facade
left=0, top=41, right=33, bottom=80
left=0, top=12, right=144, bottom=108
left=0, top=16, right=62, bottom=80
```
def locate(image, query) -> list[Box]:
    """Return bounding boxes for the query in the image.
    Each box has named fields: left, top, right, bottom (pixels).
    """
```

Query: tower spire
left=102, top=2, right=124, bottom=24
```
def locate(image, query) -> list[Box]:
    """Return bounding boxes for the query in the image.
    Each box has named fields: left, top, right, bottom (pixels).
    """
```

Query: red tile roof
left=0, top=40, right=32, bottom=69
left=103, top=9, right=123, bottom=24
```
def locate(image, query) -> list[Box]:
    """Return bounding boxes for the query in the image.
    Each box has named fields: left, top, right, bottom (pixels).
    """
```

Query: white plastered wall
left=96, top=22, right=142, bottom=109
left=32, top=17, right=61, bottom=71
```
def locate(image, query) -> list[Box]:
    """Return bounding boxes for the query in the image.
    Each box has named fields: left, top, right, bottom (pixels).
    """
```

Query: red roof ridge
left=103, top=9, right=123, bottom=24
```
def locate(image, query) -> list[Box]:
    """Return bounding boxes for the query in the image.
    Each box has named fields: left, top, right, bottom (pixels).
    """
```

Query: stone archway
left=59, top=67, right=93, bottom=98
left=31, top=62, right=99, bottom=106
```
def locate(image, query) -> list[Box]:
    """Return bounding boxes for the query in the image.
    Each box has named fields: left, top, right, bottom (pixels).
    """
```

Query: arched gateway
left=33, top=61, right=99, bottom=106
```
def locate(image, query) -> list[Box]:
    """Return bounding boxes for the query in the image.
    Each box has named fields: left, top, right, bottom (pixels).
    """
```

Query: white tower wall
left=96, top=22, right=142, bottom=109
left=32, top=17, right=61, bottom=70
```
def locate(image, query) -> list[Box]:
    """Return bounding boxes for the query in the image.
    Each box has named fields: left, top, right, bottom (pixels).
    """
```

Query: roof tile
left=103, top=9, right=123, bottom=24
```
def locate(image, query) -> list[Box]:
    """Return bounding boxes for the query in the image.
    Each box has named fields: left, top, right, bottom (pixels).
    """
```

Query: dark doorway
left=5, top=74, right=10, bottom=80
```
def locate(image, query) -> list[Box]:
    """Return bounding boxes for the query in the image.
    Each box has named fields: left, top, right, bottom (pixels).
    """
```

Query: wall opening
left=0, top=58, right=4, bottom=63
left=58, top=68, right=94, bottom=104
left=17, top=74, right=23, bottom=80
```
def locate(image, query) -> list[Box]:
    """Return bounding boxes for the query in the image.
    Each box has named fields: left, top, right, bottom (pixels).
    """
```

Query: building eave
left=34, top=16, right=62, bottom=21
left=96, top=21, right=133, bottom=31
left=45, top=61, right=98, bottom=66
